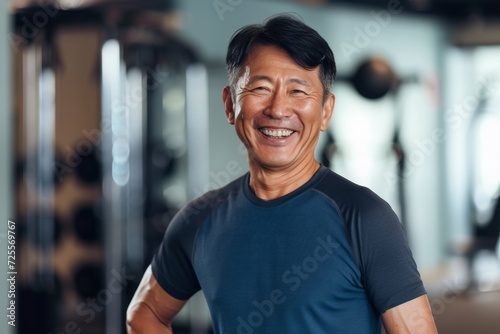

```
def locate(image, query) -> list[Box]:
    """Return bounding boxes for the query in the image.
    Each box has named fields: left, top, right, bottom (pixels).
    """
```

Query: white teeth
left=260, top=128, right=294, bottom=138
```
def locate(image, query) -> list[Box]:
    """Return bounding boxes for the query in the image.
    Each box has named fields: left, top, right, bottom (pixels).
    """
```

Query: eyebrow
left=247, top=75, right=312, bottom=87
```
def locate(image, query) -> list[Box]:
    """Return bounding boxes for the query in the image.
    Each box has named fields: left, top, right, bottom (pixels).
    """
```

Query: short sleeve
left=151, top=203, right=203, bottom=300
left=351, top=192, right=426, bottom=313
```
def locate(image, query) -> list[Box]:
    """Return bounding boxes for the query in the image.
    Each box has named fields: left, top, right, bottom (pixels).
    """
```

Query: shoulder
left=157, top=173, right=247, bottom=266
left=314, top=168, right=393, bottom=217
left=169, top=173, right=246, bottom=230
left=313, top=168, right=402, bottom=256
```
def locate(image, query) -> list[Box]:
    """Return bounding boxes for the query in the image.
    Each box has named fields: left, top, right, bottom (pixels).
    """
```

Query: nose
left=263, top=89, right=292, bottom=119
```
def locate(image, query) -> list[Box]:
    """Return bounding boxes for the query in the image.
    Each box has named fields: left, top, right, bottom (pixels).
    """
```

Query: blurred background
left=1, top=0, right=500, bottom=333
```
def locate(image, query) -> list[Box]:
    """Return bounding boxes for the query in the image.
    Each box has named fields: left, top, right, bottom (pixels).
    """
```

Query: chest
left=192, top=201, right=363, bottom=310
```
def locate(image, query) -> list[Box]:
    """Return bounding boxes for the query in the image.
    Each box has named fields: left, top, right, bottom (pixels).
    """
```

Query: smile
left=259, top=128, right=295, bottom=139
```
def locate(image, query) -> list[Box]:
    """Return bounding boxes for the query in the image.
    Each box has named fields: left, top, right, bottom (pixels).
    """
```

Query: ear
left=222, top=86, right=235, bottom=125
left=320, top=93, right=335, bottom=132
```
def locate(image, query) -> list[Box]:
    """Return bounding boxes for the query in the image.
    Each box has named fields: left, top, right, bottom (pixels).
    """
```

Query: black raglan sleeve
left=350, top=190, right=426, bottom=313
left=317, top=170, right=426, bottom=314
left=151, top=201, right=204, bottom=300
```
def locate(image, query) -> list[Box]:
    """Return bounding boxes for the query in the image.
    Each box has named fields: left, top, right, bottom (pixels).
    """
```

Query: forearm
left=127, top=302, right=173, bottom=334
left=383, top=313, right=437, bottom=334
left=382, top=295, right=438, bottom=334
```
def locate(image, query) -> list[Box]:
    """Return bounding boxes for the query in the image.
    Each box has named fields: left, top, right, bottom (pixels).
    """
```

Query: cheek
left=234, top=120, right=254, bottom=147
left=237, top=96, right=266, bottom=118
left=296, top=101, right=323, bottom=119
left=295, top=98, right=316, bottom=110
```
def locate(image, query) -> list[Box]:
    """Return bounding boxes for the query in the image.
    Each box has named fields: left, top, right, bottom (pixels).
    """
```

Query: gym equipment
left=74, top=145, right=102, bottom=185
left=72, top=202, right=103, bottom=245
left=98, top=3, right=206, bottom=333
left=73, top=262, right=104, bottom=300
left=330, top=57, right=414, bottom=231
left=320, top=131, right=336, bottom=169
left=17, top=285, right=56, bottom=334
left=464, top=82, right=500, bottom=289
left=13, top=1, right=212, bottom=333
left=19, top=211, right=64, bottom=248
left=350, top=57, right=400, bottom=100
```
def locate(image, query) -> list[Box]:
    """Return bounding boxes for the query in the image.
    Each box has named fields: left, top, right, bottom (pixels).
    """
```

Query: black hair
left=225, top=14, right=336, bottom=100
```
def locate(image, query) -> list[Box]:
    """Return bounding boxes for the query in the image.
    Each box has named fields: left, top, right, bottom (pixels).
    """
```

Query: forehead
left=242, top=45, right=321, bottom=84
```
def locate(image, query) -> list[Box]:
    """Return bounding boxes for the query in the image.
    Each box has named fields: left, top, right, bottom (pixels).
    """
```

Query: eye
left=291, top=89, right=306, bottom=94
left=251, top=86, right=271, bottom=93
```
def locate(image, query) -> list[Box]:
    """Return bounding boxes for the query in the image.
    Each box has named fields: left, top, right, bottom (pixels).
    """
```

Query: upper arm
left=349, top=191, right=427, bottom=313
left=382, top=294, right=438, bottom=334
left=127, top=265, right=188, bottom=333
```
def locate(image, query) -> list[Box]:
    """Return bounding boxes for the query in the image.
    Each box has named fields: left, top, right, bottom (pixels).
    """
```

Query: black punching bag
left=351, top=57, right=398, bottom=100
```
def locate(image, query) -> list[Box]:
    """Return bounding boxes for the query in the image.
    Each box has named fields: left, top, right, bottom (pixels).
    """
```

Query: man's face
left=223, top=45, right=335, bottom=171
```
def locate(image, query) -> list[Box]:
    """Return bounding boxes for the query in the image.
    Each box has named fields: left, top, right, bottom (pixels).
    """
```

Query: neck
left=248, top=159, right=321, bottom=201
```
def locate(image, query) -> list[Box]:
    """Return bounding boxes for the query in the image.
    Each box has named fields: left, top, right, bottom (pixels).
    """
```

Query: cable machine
left=12, top=1, right=208, bottom=333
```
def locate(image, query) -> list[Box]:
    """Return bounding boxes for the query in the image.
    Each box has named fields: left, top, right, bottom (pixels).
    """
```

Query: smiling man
left=127, top=14, right=438, bottom=334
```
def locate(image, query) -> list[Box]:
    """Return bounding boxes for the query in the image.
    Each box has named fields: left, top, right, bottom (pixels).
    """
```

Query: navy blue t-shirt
left=152, top=166, right=426, bottom=333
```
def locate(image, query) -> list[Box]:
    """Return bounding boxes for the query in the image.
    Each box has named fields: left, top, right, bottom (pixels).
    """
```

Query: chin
left=253, top=156, right=296, bottom=169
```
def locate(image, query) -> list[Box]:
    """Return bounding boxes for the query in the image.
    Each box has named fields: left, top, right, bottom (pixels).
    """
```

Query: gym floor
left=432, top=290, right=500, bottom=334
left=423, top=255, right=500, bottom=334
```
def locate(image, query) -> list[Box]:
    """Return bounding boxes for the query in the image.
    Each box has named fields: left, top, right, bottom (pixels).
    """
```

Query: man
left=127, top=14, right=438, bottom=333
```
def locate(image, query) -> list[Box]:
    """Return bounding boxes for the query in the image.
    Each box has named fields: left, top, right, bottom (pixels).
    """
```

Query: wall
left=1, top=0, right=14, bottom=333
